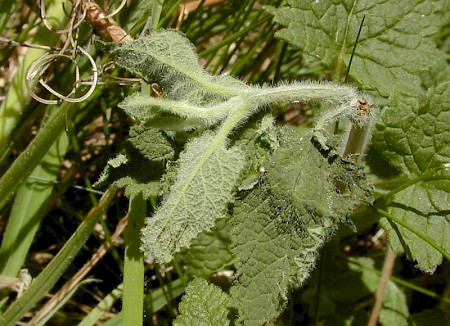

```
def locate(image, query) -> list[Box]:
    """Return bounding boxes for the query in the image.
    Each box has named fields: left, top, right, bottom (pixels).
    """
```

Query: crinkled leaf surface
left=267, top=128, right=371, bottom=225
left=180, top=116, right=281, bottom=278
left=127, top=125, right=174, bottom=161
left=230, top=188, right=319, bottom=326
left=373, top=82, right=450, bottom=272
left=230, top=127, right=372, bottom=325
left=181, top=218, right=233, bottom=278
left=373, top=83, right=450, bottom=175
left=266, top=0, right=447, bottom=101
left=141, top=132, right=245, bottom=263
left=173, top=278, right=230, bottom=326
left=94, top=126, right=171, bottom=198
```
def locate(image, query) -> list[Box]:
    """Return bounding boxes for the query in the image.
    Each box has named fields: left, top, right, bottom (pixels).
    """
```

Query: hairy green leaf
left=230, top=187, right=335, bottom=325
left=117, top=93, right=162, bottom=123
left=173, top=278, right=230, bottom=326
left=230, top=188, right=304, bottom=326
left=180, top=116, right=283, bottom=278
left=98, top=30, right=249, bottom=102
left=266, top=0, right=448, bottom=101
left=141, top=132, right=245, bottom=263
left=267, top=127, right=371, bottom=226
left=94, top=152, right=161, bottom=199
left=230, top=127, right=371, bottom=325
left=98, top=30, right=205, bottom=90
left=232, top=114, right=281, bottom=191
left=373, top=82, right=450, bottom=272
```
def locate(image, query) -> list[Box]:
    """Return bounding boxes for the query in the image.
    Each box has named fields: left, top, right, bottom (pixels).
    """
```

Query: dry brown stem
left=74, top=0, right=132, bottom=42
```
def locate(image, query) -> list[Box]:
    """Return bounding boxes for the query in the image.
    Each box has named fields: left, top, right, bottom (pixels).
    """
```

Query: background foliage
left=0, top=0, right=449, bottom=325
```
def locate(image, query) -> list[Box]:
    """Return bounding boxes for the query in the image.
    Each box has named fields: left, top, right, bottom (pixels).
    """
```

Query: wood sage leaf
left=230, top=127, right=372, bottom=325
left=266, top=0, right=448, bottom=102
left=373, top=82, right=450, bottom=272
left=141, top=132, right=245, bottom=263
left=173, top=278, right=230, bottom=326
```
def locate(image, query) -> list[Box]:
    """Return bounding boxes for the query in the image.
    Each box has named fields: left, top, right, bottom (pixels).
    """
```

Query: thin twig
left=0, top=36, right=62, bottom=51
left=367, top=248, right=396, bottom=326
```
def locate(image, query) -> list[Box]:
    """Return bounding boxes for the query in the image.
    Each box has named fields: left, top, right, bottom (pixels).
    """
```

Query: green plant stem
left=0, top=108, right=69, bottom=276
left=79, top=283, right=123, bottom=326
left=0, top=187, right=117, bottom=326
left=0, top=103, right=78, bottom=212
left=123, top=193, right=146, bottom=326
left=373, top=206, right=450, bottom=262
left=104, top=279, right=186, bottom=325
left=34, top=278, right=99, bottom=326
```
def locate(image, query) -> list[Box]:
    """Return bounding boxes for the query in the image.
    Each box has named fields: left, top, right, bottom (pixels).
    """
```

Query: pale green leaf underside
left=266, top=0, right=446, bottom=100
left=99, top=30, right=248, bottom=102
left=173, top=278, right=230, bottom=326
left=98, top=30, right=205, bottom=86
left=119, top=92, right=236, bottom=124
left=141, top=132, right=245, bottom=263
left=373, top=82, right=450, bottom=272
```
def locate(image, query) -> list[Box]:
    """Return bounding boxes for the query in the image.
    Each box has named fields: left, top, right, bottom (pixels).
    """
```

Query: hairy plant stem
left=250, top=82, right=358, bottom=105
